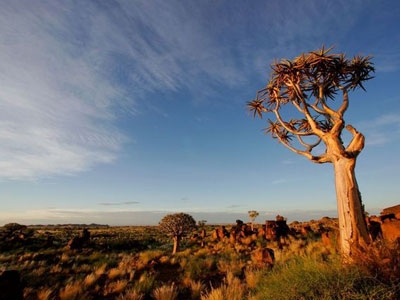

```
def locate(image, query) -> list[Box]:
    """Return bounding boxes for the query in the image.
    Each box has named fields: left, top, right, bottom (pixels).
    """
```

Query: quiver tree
left=159, top=212, right=197, bottom=255
left=248, top=46, right=375, bottom=261
left=248, top=210, right=259, bottom=231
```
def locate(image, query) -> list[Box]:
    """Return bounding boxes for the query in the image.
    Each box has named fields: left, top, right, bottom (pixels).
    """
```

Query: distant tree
left=197, top=220, right=207, bottom=247
left=197, top=220, right=207, bottom=228
left=248, top=210, right=259, bottom=230
left=159, top=213, right=197, bottom=255
left=248, top=46, right=374, bottom=261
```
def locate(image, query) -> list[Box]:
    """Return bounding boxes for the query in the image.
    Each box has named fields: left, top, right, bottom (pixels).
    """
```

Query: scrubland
left=1, top=221, right=399, bottom=300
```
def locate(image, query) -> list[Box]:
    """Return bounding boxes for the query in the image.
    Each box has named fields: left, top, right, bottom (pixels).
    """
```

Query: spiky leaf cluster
left=248, top=46, right=374, bottom=162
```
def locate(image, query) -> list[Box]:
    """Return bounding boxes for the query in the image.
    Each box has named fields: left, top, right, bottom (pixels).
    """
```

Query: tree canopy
left=248, top=46, right=374, bottom=164
left=159, top=212, right=196, bottom=254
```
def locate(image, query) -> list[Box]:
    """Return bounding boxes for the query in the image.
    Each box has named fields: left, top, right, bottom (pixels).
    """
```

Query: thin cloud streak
left=271, top=179, right=287, bottom=185
left=358, top=113, right=400, bottom=146
left=0, top=2, right=128, bottom=180
left=0, top=1, right=378, bottom=180
left=98, top=201, right=140, bottom=206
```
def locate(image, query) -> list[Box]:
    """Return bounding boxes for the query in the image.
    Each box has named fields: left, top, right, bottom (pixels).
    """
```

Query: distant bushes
left=0, top=223, right=35, bottom=251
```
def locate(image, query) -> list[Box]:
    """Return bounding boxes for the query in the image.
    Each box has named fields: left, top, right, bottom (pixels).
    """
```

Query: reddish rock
left=252, top=247, right=275, bottom=268
left=381, top=219, right=400, bottom=243
left=380, top=204, right=400, bottom=216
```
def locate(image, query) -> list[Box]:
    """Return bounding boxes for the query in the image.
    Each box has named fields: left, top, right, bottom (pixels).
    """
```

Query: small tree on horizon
left=248, top=46, right=374, bottom=261
left=248, top=210, right=259, bottom=231
left=159, top=212, right=197, bottom=255
left=197, top=220, right=207, bottom=228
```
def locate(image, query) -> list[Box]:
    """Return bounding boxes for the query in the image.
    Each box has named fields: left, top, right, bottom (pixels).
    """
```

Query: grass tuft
left=152, top=283, right=179, bottom=300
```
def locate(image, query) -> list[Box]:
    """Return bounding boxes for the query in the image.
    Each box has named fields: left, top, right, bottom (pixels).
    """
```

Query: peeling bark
left=333, top=157, right=370, bottom=261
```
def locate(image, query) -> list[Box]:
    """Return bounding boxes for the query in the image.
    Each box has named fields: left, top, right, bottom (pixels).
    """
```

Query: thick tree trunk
left=172, top=236, right=181, bottom=255
left=333, top=157, right=370, bottom=261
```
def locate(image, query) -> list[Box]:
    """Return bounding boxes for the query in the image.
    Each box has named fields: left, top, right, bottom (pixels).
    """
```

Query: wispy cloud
left=0, top=2, right=129, bottom=180
left=0, top=1, right=378, bottom=180
left=227, top=204, right=242, bottom=209
left=375, top=51, right=400, bottom=72
left=271, top=179, right=287, bottom=185
left=0, top=1, right=251, bottom=180
left=358, top=114, right=400, bottom=146
left=98, top=201, right=140, bottom=206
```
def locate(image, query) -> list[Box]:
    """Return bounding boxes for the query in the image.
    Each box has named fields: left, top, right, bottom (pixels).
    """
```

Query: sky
left=0, top=0, right=399, bottom=226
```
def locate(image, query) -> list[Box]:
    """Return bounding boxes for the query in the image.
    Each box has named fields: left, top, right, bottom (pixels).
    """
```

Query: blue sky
left=1, top=0, right=399, bottom=226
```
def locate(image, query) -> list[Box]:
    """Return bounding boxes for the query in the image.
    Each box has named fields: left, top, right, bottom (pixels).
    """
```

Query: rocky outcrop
left=380, top=205, right=400, bottom=243
left=380, top=204, right=400, bottom=217
left=367, top=204, right=400, bottom=243
left=381, top=220, right=400, bottom=243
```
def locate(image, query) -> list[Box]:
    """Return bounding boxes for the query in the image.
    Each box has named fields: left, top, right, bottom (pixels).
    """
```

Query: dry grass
left=201, top=271, right=245, bottom=300
left=189, top=279, right=206, bottom=299
left=2, top=223, right=399, bottom=299
left=105, top=279, right=129, bottom=295
left=60, top=253, right=70, bottom=263
left=59, top=282, right=83, bottom=300
left=152, top=284, right=179, bottom=300
left=353, top=240, right=400, bottom=285
left=94, top=263, right=107, bottom=276
left=108, top=267, right=126, bottom=280
left=244, top=268, right=263, bottom=289
left=134, top=272, right=156, bottom=295
left=138, top=249, right=164, bottom=265
left=116, top=288, right=144, bottom=300
left=83, top=273, right=97, bottom=288
left=36, top=287, right=53, bottom=300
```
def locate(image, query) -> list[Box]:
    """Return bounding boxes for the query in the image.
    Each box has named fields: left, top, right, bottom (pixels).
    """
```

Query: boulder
left=381, top=219, right=400, bottom=243
left=67, top=228, right=91, bottom=249
left=251, top=247, right=275, bottom=269
left=380, top=204, right=400, bottom=217
left=0, top=270, right=23, bottom=300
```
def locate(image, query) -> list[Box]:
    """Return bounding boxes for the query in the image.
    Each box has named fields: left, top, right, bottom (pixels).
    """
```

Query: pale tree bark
left=333, top=157, right=370, bottom=261
left=172, top=236, right=181, bottom=255
left=326, top=126, right=371, bottom=261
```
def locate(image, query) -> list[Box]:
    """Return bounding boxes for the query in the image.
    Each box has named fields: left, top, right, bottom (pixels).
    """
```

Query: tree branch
left=345, top=125, right=365, bottom=157
left=273, top=109, right=311, bottom=136
left=337, top=89, right=349, bottom=117
left=297, top=135, right=322, bottom=152
left=298, top=95, right=325, bottom=137
left=276, top=134, right=331, bottom=163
